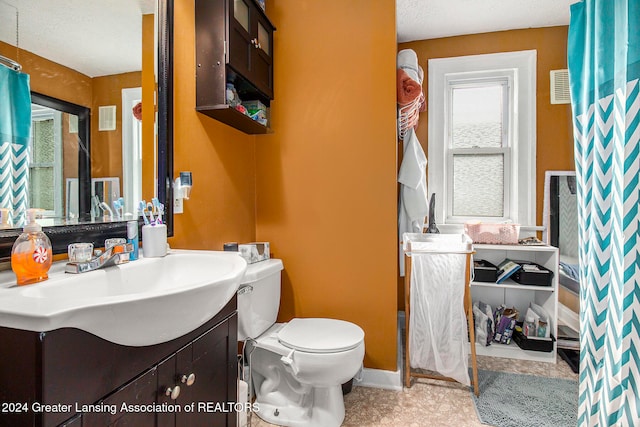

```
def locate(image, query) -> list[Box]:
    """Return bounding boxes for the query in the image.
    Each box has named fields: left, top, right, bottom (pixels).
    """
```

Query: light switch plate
left=174, top=197, right=183, bottom=214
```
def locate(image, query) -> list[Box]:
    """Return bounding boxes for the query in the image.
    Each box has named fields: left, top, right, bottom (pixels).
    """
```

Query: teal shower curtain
left=568, top=0, right=640, bottom=425
left=0, top=66, right=31, bottom=226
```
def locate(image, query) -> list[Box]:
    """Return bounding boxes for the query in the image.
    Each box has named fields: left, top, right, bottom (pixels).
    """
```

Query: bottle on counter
left=523, top=316, right=536, bottom=337
left=11, top=208, right=53, bottom=286
left=127, top=220, right=139, bottom=261
left=0, top=208, right=10, bottom=228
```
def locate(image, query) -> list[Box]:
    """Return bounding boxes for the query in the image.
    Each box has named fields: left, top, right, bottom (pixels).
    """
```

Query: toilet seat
left=277, top=318, right=364, bottom=353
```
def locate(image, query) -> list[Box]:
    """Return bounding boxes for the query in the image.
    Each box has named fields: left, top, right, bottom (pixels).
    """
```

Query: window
left=428, top=51, right=536, bottom=228
left=29, top=105, right=63, bottom=218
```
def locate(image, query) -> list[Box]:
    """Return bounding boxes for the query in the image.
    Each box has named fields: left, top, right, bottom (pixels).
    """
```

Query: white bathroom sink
left=0, top=250, right=247, bottom=346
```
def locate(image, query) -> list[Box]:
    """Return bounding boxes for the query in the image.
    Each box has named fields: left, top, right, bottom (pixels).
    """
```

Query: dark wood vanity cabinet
left=0, top=297, right=238, bottom=427
left=195, top=0, right=275, bottom=134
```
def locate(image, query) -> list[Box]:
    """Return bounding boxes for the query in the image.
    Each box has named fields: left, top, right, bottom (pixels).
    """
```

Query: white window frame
left=428, top=50, right=536, bottom=229
left=122, top=87, right=143, bottom=217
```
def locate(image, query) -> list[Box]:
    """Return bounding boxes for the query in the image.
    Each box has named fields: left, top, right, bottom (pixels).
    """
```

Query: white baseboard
left=356, top=367, right=403, bottom=391
left=353, top=311, right=404, bottom=391
left=558, top=302, right=580, bottom=332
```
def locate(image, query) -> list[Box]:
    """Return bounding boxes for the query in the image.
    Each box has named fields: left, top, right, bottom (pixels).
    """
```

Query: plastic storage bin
left=511, top=261, right=554, bottom=286
left=473, top=259, right=498, bottom=282
left=513, top=328, right=555, bottom=352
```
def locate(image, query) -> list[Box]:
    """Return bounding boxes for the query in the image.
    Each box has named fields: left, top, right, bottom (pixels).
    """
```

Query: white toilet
left=238, top=259, right=365, bottom=427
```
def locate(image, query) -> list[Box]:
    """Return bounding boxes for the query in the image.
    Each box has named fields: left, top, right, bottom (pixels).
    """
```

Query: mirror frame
left=542, top=170, right=576, bottom=246
left=0, top=0, right=173, bottom=262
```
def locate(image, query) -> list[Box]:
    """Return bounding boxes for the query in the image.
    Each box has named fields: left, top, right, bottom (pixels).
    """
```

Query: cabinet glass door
left=233, top=0, right=249, bottom=32
left=258, top=21, right=270, bottom=55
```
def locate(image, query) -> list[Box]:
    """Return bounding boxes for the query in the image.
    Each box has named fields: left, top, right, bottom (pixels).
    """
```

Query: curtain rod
left=0, top=54, right=21, bottom=71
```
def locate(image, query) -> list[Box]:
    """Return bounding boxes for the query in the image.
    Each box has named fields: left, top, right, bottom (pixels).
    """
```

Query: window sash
left=29, top=110, right=62, bottom=218
left=448, top=79, right=510, bottom=149
left=445, top=78, right=512, bottom=223
left=446, top=147, right=511, bottom=222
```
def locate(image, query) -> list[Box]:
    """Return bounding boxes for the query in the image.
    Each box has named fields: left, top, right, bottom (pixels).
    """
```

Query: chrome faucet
left=65, top=243, right=134, bottom=274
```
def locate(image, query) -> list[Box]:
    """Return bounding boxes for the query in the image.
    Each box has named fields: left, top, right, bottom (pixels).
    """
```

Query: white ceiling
left=397, top=0, right=576, bottom=42
left=0, top=0, right=155, bottom=77
left=0, top=1, right=577, bottom=78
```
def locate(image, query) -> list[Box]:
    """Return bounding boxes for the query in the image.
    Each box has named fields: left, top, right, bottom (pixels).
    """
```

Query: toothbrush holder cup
left=142, top=224, right=167, bottom=258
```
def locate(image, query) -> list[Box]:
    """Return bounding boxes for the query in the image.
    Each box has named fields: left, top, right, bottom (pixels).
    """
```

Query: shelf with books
left=471, top=279, right=555, bottom=292
left=471, top=243, right=559, bottom=363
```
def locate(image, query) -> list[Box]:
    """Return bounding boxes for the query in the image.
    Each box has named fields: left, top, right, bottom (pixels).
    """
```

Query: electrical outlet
left=174, top=197, right=183, bottom=214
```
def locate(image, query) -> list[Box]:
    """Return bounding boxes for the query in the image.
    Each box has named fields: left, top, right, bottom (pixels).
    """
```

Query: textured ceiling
left=0, top=0, right=154, bottom=77
left=397, top=0, right=576, bottom=42
left=1, top=1, right=577, bottom=78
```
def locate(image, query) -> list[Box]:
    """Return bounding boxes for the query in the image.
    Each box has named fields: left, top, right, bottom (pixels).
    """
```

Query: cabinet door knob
left=165, top=385, right=181, bottom=400
left=181, top=373, right=196, bottom=386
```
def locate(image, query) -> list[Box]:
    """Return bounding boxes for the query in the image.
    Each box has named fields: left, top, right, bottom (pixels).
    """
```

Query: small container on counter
left=127, top=220, right=139, bottom=260
left=142, top=224, right=167, bottom=258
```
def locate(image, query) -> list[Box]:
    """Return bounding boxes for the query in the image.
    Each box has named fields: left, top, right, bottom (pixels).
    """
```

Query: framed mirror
left=28, top=92, right=91, bottom=225
left=542, top=171, right=579, bottom=295
left=0, top=0, right=173, bottom=261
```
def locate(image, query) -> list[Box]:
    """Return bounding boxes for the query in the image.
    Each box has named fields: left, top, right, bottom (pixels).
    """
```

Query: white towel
left=397, top=49, right=424, bottom=84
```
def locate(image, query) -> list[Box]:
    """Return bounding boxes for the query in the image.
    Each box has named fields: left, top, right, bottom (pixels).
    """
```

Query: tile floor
left=248, top=353, right=578, bottom=426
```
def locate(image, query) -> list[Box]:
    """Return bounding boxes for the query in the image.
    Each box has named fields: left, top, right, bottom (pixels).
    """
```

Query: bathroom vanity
left=0, top=296, right=238, bottom=427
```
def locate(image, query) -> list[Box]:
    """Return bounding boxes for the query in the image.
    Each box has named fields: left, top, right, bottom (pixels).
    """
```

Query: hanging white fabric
left=404, top=233, right=472, bottom=386
left=397, top=48, right=428, bottom=276
left=398, top=128, right=428, bottom=276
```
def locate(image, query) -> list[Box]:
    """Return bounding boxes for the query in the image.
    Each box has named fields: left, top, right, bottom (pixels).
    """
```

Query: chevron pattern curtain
left=568, top=1, right=640, bottom=425
left=0, top=66, right=31, bottom=226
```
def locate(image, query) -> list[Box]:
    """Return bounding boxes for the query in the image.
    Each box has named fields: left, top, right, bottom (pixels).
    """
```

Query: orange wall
left=169, top=0, right=257, bottom=250
left=1, top=40, right=146, bottom=206
left=62, top=112, right=79, bottom=215
left=256, top=0, right=399, bottom=371
left=397, top=27, right=575, bottom=309
left=1, top=41, right=90, bottom=218
left=0, top=41, right=92, bottom=108
left=91, top=72, right=142, bottom=189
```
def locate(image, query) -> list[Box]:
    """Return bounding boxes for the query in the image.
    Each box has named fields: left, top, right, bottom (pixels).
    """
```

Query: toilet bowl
left=238, top=259, right=365, bottom=427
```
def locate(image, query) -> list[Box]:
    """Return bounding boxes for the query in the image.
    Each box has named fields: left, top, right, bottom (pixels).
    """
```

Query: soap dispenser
left=11, top=209, right=53, bottom=286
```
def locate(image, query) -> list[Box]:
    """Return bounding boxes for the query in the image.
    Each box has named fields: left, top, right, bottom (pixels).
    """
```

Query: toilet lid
left=277, top=318, right=364, bottom=353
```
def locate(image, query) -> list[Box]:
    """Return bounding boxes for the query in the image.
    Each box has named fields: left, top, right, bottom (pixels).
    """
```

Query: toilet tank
left=237, top=259, right=283, bottom=341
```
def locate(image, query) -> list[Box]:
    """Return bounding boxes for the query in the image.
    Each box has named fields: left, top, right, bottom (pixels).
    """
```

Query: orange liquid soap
left=11, top=239, right=53, bottom=286
left=10, top=209, right=53, bottom=286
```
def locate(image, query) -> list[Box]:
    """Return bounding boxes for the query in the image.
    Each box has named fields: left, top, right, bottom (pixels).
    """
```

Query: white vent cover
left=550, top=69, right=571, bottom=104
left=99, top=106, right=117, bottom=131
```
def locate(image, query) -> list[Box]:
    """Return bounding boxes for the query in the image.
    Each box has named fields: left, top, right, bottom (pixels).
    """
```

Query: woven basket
left=464, top=223, right=520, bottom=245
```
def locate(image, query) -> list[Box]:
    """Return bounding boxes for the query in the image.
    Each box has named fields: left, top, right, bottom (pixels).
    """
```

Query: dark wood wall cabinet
left=196, top=0, right=275, bottom=134
left=0, top=297, right=238, bottom=427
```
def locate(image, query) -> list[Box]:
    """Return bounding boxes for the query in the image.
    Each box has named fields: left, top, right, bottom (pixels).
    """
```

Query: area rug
left=471, top=369, right=577, bottom=427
